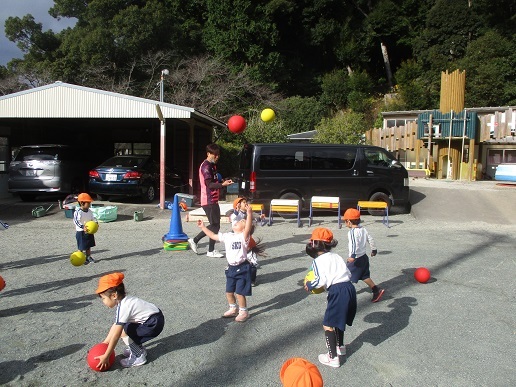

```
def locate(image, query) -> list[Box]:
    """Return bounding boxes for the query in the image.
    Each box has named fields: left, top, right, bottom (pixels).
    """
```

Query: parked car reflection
left=88, top=155, right=185, bottom=202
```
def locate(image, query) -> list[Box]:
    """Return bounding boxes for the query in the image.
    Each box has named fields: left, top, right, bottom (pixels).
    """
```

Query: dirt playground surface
left=0, top=179, right=514, bottom=386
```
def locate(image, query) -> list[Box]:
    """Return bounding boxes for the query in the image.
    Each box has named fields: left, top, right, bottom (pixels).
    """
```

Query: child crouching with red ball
left=94, top=273, right=164, bottom=369
left=304, top=228, right=357, bottom=368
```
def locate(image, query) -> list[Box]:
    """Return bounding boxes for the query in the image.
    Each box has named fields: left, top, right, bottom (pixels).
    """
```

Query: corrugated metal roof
left=0, top=82, right=225, bottom=127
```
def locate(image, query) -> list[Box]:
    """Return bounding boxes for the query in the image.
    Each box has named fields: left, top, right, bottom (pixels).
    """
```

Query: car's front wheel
left=142, top=185, right=156, bottom=203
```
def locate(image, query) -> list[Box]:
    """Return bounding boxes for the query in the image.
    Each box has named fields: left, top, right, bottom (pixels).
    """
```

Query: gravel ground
left=0, top=179, right=515, bottom=386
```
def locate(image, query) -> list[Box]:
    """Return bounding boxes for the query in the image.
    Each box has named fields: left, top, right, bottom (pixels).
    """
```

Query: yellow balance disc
left=85, top=221, right=99, bottom=234
left=70, top=251, right=87, bottom=266
left=304, top=270, right=324, bottom=294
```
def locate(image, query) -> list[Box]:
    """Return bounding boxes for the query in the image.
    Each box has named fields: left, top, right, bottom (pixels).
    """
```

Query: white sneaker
left=188, top=238, right=198, bottom=254
left=318, top=353, right=340, bottom=368
left=120, top=351, right=147, bottom=368
left=122, top=347, right=146, bottom=357
left=207, top=250, right=224, bottom=258
left=336, top=345, right=346, bottom=356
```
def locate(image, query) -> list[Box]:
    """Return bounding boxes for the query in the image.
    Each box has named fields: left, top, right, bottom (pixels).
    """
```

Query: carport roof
left=0, top=81, right=226, bottom=128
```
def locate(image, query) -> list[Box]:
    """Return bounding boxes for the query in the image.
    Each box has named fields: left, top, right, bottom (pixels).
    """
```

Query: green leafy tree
left=313, top=110, right=367, bottom=144
left=393, top=59, right=438, bottom=110
left=275, top=96, right=325, bottom=135
left=459, top=31, right=516, bottom=107
left=414, top=0, right=483, bottom=72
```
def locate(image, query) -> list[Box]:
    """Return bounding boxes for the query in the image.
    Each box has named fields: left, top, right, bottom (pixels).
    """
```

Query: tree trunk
left=380, top=41, right=393, bottom=89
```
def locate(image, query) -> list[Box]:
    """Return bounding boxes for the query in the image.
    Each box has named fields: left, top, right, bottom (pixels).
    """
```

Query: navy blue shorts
left=76, top=231, right=95, bottom=251
left=225, top=261, right=252, bottom=296
left=124, top=310, right=165, bottom=345
left=347, top=254, right=371, bottom=283
left=323, top=281, right=357, bottom=332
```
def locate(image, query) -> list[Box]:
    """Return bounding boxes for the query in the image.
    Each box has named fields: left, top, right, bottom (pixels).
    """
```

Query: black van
left=237, top=143, right=410, bottom=212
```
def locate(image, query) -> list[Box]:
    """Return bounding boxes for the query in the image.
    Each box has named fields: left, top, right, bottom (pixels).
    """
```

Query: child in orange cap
left=94, top=273, right=165, bottom=369
left=280, top=357, right=323, bottom=387
left=228, top=197, right=266, bottom=286
left=305, top=227, right=356, bottom=368
left=342, top=208, right=384, bottom=302
left=73, top=193, right=98, bottom=265
left=198, top=202, right=254, bottom=322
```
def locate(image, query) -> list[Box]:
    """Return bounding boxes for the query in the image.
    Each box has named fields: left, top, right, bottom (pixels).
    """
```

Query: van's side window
left=260, top=149, right=309, bottom=170
left=365, top=149, right=392, bottom=168
left=312, top=149, right=356, bottom=170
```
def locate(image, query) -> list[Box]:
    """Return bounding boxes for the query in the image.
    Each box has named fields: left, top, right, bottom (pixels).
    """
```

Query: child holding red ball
left=94, top=273, right=164, bottom=369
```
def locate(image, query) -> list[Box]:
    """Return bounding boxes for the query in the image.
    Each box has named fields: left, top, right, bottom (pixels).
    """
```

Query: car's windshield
left=14, top=147, right=62, bottom=161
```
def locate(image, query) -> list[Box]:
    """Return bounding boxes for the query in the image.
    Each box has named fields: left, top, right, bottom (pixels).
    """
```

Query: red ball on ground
left=0, top=275, right=5, bottom=291
left=87, top=343, right=115, bottom=372
left=227, top=115, right=247, bottom=134
left=414, top=267, right=431, bottom=283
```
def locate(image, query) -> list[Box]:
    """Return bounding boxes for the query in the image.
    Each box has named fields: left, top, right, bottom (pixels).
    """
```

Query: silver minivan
left=8, top=144, right=88, bottom=201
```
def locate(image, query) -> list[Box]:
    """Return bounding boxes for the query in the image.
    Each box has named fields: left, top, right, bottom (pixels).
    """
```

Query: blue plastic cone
left=163, top=194, right=188, bottom=241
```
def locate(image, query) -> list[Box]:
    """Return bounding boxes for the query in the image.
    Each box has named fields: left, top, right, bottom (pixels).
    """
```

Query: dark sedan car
left=88, top=155, right=184, bottom=202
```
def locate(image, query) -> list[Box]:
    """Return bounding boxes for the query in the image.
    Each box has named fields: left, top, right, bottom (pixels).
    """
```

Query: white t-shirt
left=218, top=231, right=249, bottom=266
left=115, top=295, right=160, bottom=325
left=73, top=208, right=96, bottom=232
left=347, top=226, right=376, bottom=258
left=309, top=252, right=352, bottom=289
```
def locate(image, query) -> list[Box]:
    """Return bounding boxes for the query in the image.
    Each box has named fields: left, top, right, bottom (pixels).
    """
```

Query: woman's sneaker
left=207, top=250, right=224, bottom=258
left=188, top=238, right=198, bottom=254
left=318, top=353, right=340, bottom=368
left=336, top=345, right=346, bottom=356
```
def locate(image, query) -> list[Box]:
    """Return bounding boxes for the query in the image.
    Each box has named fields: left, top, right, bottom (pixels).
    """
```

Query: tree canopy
left=1, top=0, right=514, bottom=144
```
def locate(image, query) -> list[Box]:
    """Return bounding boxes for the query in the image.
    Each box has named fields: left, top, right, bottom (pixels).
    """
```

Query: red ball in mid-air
left=87, top=343, right=115, bottom=372
left=227, top=115, right=247, bottom=134
left=414, top=267, right=431, bottom=283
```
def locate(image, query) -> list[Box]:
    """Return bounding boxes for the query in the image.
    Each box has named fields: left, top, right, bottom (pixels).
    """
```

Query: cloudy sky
left=0, top=0, right=76, bottom=66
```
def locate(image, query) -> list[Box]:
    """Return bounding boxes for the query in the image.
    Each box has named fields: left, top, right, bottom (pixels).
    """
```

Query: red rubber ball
left=414, top=267, right=431, bottom=283
left=227, top=115, right=247, bottom=134
left=87, top=343, right=115, bottom=372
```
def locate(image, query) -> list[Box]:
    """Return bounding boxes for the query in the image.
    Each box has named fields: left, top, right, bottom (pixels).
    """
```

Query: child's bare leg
left=226, top=292, right=237, bottom=305
left=363, top=278, right=375, bottom=289
left=235, top=294, right=247, bottom=309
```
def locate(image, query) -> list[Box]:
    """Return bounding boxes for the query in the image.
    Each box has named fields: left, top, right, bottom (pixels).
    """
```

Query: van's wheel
left=278, top=193, right=302, bottom=219
left=368, top=192, right=391, bottom=216
left=142, top=185, right=156, bottom=203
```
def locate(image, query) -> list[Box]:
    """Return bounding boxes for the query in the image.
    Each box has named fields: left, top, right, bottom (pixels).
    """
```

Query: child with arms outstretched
left=198, top=202, right=254, bottom=322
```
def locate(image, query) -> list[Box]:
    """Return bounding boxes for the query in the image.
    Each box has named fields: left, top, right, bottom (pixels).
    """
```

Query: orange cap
left=77, top=193, right=93, bottom=202
left=280, top=358, right=323, bottom=387
left=310, top=227, right=333, bottom=243
left=95, top=272, right=124, bottom=294
left=342, top=208, right=360, bottom=220
left=233, top=197, right=245, bottom=210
